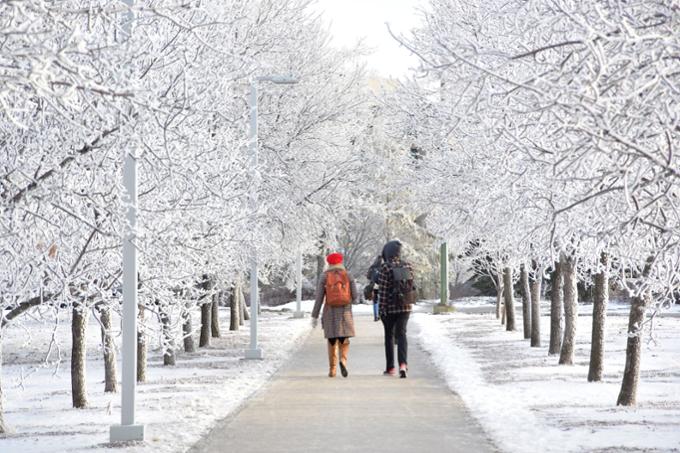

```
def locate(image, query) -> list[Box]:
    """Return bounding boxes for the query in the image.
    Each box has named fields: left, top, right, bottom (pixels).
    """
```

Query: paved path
left=190, top=315, right=497, bottom=453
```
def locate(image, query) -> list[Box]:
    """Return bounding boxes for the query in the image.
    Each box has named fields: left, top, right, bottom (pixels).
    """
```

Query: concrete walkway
left=190, top=315, right=497, bottom=453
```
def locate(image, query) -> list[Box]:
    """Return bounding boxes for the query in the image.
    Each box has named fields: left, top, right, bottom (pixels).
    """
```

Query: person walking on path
left=378, top=240, right=416, bottom=378
left=311, top=252, right=358, bottom=378
left=365, top=255, right=383, bottom=322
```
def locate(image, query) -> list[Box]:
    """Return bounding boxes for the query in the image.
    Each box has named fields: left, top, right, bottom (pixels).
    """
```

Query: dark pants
left=381, top=312, right=410, bottom=369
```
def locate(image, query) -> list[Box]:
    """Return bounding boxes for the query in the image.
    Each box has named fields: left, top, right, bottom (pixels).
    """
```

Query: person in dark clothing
left=378, top=240, right=416, bottom=378
left=365, top=255, right=383, bottom=321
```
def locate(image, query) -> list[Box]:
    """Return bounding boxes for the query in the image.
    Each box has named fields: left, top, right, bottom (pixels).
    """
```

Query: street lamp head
left=256, top=75, right=299, bottom=84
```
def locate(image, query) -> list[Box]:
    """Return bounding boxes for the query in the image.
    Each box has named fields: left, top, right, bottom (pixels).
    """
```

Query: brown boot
left=327, top=341, right=338, bottom=377
left=339, top=340, right=349, bottom=378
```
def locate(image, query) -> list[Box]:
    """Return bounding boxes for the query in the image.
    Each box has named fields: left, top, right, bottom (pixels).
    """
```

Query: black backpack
left=366, top=258, right=382, bottom=284
left=387, top=261, right=417, bottom=306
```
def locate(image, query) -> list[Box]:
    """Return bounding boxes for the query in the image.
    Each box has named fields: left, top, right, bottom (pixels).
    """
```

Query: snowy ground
left=413, top=298, right=680, bottom=453
left=1, top=306, right=311, bottom=453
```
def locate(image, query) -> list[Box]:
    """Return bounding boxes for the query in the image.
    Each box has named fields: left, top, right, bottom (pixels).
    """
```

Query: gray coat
left=312, top=265, right=357, bottom=339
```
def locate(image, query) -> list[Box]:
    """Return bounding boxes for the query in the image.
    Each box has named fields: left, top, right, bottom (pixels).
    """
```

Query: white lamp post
left=110, top=0, right=144, bottom=442
left=245, top=75, right=298, bottom=360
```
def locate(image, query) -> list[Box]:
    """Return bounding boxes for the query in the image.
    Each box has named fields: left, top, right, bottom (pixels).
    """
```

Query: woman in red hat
left=311, top=252, right=357, bottom=377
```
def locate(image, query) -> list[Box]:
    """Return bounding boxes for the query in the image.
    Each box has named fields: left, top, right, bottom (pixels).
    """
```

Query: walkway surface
left=190, top=314, right=497, bottom=453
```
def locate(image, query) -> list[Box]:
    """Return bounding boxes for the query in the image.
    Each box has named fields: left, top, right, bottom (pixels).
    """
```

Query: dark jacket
left=378, top=240, right=414, bottom=316
left=366, top=256, right=383, bottom=284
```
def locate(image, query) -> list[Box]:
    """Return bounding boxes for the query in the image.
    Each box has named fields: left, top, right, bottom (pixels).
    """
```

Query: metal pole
left=121, top=153, right=138, bottom=425
left=242, top=75, right=297, bottom=357
left=440, top=242, right=449, bottom=305
left=110, top=1, right=144, bottom=442
left=245, top=82, right=263, bottom=360
left=294, top=251, right=304, bottom=318
left=110, top=150, right=144, bottom=441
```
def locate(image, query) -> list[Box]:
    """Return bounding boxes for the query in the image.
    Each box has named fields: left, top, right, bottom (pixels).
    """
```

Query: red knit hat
left=326, top=252, right=343, bottom=265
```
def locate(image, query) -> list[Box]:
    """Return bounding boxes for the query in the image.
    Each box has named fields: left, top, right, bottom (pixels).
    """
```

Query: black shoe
left=340, top=362, right=348, bottom=378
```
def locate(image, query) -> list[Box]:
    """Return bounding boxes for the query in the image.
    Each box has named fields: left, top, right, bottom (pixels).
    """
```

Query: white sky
left=312, top=0, right=424, bottom=79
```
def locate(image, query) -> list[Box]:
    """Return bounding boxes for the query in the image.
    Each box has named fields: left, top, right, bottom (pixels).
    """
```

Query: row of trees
left=0, top=0, right=376, bottom=433
left=382, top=0, right=679, bottom=405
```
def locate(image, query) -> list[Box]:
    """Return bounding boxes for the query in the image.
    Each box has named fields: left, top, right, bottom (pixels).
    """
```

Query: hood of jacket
left=381, top=240, right=402, bottom=261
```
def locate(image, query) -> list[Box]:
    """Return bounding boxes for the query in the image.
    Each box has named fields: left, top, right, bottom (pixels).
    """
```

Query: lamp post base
left=110, top=424, right=145, bottom=442
left=433, top=303, right=456, bottom=314
left=293, top=311, right=305, bottom=319
left=244, top=348, right=263, bottom=360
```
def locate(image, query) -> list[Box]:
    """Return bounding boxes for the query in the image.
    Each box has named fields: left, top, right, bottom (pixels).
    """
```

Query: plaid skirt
left=321, top=304, right=355, bottom=339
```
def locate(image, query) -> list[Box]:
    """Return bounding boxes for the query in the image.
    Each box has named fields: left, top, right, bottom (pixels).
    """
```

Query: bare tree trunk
left=159, top=305, right=176, bottom=366
left=98, top=306, right=118, bottom=392
left=211, top=292, right=221, bottom=338
left=71, top=303, right=88, bottom=408
left=530, top=263, right=542, bottom=348
left=549, top=261, right=563, bottom=355
left=230, top=286, right=240, bottom=331
left=495, top=271, right=503, bottom=320
left=617, top=291, right=650, bottom=405
left=503, top=267, right=516, bottom=331
left=137, top=303, right=146, bottom=383
left=559, top=254, right=578, bottom=365
left=182, top=301, right=195, bottom=353
left=200, top=276, right=213, bottom=347
left=588, top=252, right=609, bottom=382
left=520, top=264, right=531, bottom=339
left=316, top=252, right=326, bottom=287
left=200, top=303, right=211, bottom=347
left=0, top=336, right=7, bottom=433
left=240, top=281, right=249, bottom=322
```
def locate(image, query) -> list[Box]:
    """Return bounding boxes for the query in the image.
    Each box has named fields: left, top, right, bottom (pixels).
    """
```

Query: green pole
left=440, top=242, right=448, bottom=305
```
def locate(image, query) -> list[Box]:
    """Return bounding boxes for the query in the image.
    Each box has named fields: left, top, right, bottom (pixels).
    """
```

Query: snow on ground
left=414, top=298, right=680, bottom=453
left=1, top=306, right=311, bottom=453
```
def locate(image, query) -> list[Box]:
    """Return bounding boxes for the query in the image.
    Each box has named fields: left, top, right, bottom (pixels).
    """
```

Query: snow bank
left=1, top=308, right=311, bottom=453
left=413, top=303, right=680, bottom=453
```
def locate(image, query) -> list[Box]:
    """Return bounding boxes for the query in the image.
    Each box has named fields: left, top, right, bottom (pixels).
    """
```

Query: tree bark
left=559, top=254, right=578, bottom=365
left=211, top=293, right=221, bottom=338
left=616, top=256, right=654, bottom=406
left=316, top=253, right=325, bottom=288
left=230, top=287, right=240, bottom=331
left=240, top=281, right=249, bottom=322
left=549, top=261, right=563, bottom=355
left=200, top=302, right=212, bottom=347
left=0, top=335, right=7, bottom=433
left=137, top=303, right=146, bottom=383
left=588, top=252, right=609, bottom=382
left=495, top=271, right=503, bottom=320
left=71, top=303, right=88, bottom=408
left=200, top=276, right=213, bottom=347
left=159, top=305, right=176, bottom=366
left=530, top=262, right=542, bottom=347
left=520, top=264, right=532, bottom=339
left=182, top=301, right=195, bottom=353
left=503, top=267, right=516, bottom=331
left=98, top=306, right=118, bottom=393
left=616, top=291, right=650, bottom=405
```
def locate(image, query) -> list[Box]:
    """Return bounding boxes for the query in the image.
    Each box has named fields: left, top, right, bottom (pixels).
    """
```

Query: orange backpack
left=325, top=269, right=352, bottom=307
